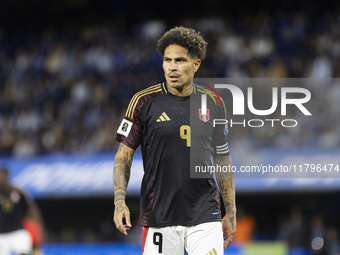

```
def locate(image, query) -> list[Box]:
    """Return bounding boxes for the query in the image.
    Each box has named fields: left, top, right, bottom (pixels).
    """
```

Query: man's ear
left=193, top=59, right=201, bottom=72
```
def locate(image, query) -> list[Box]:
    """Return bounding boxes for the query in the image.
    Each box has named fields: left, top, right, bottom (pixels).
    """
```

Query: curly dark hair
left=156, top=26, right=208, bottom=60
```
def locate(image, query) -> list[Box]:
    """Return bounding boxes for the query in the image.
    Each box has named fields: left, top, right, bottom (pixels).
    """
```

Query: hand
left=222, top=214, right=236, bottom=249
left=113, top=201, right=132, bottom=235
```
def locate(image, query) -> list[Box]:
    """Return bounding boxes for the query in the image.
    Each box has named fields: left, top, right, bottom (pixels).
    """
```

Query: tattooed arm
left=214, top=155, right=236, bottom=249
left=113, top=143, right=135, bottom=235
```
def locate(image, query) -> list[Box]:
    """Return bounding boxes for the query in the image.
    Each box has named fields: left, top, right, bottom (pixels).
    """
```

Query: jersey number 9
left=180, top=125, right=191, bottom=147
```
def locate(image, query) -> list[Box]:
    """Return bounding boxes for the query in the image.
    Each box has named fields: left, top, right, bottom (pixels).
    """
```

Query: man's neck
left=166, top=82, right=193, bottom=97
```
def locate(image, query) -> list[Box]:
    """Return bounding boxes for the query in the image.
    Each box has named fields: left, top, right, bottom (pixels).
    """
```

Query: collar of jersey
left=162, top=82, right=197, bottom=101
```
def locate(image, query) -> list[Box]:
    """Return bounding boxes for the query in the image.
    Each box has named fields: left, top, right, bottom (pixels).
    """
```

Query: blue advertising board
left=1, top=148, right=340, bottom=198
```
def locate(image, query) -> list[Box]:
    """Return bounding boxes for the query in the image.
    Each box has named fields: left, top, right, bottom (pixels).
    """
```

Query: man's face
left=163, top=45, right=201, bottom=90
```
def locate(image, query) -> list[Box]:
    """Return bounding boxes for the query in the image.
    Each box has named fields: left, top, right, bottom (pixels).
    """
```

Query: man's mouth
left=169, top=74, right=180, bottom=82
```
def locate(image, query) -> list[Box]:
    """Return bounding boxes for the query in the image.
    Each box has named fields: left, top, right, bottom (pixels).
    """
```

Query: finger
left=224, top=238, right=232, bottom=249
left=122, top=218, right=132, bottom=235
left=115, top=215, right=126, bottom=234
left=121, top=226, right=128, bottom=235
left=120, top=219, right=128, bottom=235
left=225, top=232, right=235, bottom=248
left=223, top=230, right=229, bottom=241
left=122, top=225, right=129, bottom=235
left=125, top=212, right=132, bottom=227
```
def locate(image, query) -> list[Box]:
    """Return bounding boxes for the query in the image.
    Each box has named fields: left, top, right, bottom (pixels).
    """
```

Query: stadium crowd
left=1, top=11, right=340, bottom=157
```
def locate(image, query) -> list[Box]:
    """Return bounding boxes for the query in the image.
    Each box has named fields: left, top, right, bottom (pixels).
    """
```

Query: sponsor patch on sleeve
left=117, top=119, right=133, bottom=137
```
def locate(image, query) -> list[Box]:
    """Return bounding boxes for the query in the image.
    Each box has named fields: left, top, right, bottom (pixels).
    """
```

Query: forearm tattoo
left=214, top=155, right=236, bottom=230
left=113, top=144, right=132, bottom=206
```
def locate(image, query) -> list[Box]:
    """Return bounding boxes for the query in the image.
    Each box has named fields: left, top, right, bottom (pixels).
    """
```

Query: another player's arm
left=27, top=200, right=46, bottom=242
left=113, top=143, right=135, bottom=235
left=16, top=188, right=46, bottom=243
left=214, top=155, right=236, bottom=249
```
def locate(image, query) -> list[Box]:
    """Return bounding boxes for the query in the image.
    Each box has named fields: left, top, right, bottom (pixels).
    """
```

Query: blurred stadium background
left=1, top=0, right=340, bottom=254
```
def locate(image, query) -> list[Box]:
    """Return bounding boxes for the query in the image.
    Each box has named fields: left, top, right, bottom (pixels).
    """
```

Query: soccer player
left=113, top=26, right=236, bottom=254
left=0, top=167, right=43, bottom=255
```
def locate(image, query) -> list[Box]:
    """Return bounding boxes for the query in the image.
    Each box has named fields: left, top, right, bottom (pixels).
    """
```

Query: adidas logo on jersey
left=205, top=248, right=218, bottom=255
left=156, top=112, right=171, bottom=122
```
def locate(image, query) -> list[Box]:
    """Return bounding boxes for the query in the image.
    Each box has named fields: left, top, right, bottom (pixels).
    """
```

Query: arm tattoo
left=214, top=155, right=236, bottom=230
left=113, top=144, right=133, bottom=208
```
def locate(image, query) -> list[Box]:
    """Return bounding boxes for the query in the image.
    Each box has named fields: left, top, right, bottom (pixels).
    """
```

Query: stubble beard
left=167, top=77, right=193, bottom=92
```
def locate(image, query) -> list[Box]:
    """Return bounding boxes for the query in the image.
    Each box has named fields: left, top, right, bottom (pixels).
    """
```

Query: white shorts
left=0, top=229, right=32, bottom=255
left=142, top=222, right=223, bottom=255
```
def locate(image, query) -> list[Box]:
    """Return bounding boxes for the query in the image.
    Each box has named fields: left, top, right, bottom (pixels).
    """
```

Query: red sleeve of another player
left=23, top=218, right=42, bottom=246
left=114, top=97, right=143, bottom=150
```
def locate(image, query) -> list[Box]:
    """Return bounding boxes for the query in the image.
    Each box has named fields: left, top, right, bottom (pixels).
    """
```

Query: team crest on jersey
left=198, top=109, right=210, bottom=122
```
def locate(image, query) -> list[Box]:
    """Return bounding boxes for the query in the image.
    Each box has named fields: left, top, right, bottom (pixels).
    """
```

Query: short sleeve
left=114, top=96, right=143, bottom=150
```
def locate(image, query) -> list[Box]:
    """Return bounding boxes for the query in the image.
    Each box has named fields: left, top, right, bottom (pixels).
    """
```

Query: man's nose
left=169, top=61, right=178, bottom=71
